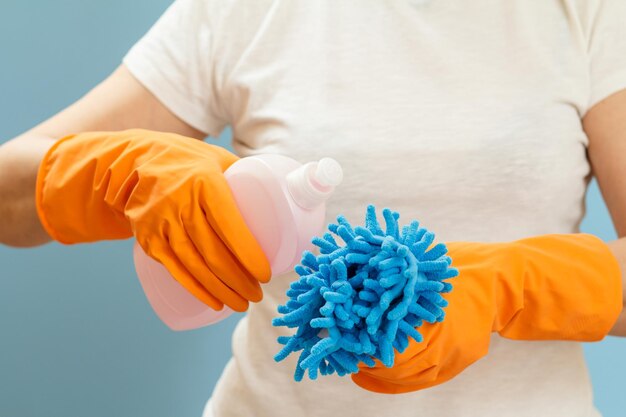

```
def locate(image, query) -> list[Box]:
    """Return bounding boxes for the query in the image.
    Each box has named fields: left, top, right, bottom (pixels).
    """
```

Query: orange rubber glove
left=36, top=129, right=270, bottom=312
left=352, top=233, right=623, bottom=393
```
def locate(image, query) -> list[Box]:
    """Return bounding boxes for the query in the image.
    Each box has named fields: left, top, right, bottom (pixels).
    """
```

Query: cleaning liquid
left=133, top=154, right=343, bottom=331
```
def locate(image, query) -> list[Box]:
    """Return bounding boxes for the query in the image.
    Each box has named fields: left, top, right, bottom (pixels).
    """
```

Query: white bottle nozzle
left=314, top=157, right=343, bottom=187
left=286, top=157, right=343, bottom=209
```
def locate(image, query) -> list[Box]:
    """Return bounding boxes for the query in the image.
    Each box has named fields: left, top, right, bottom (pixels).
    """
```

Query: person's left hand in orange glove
left=35, top=128, right=270, bottom=312
left=352, top=233, right=623, bottom=394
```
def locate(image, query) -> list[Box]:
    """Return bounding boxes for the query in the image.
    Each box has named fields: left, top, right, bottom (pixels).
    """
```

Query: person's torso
left=204, top=1, right=599, bottom=416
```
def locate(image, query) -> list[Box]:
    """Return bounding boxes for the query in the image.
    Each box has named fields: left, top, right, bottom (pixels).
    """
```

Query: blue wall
left=0, top=2, right=624, bottom=416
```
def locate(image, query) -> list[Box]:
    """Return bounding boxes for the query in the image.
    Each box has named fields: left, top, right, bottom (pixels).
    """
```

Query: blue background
left=0, top=1, right=624, bottom=416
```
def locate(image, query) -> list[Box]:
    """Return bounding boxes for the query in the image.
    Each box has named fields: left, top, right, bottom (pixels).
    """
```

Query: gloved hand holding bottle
left=134, top=151, right=344, bottom=330
left=35, top=128, right=271, bottom=312
left=352, top=233, right=623, bottom=393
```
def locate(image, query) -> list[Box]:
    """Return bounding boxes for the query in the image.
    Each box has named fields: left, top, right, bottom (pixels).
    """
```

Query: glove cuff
left=35, top=132, right=134, bottom=243
left=496, top=233, right=623, bottom=341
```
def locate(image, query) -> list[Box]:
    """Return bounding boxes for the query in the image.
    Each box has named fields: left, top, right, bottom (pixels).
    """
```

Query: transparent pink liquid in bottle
left=133, top=154, right=343, bottom=330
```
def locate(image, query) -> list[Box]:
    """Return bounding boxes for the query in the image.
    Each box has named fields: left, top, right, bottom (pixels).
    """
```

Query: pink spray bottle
left=133, top=154, right=343, bottom=330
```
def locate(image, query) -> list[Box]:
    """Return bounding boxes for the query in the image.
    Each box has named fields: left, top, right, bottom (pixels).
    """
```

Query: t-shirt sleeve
left=123, top=0, right=228, bottom=137
left=586, top=0, right=626, bottom=110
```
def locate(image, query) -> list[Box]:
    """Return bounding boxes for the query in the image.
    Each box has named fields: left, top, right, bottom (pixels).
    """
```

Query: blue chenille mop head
left=272, top=205, right=459, bottom=381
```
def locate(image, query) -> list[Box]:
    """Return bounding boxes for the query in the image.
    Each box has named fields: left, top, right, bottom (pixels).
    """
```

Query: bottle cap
left=286, top=158, right=343, bottom=210
left=314, top=158, right=343, bottom=188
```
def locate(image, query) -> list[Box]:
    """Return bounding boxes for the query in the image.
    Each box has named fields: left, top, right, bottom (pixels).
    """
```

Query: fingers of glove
left=358, top=333, right=431, bottom=373
left=352, top=353, right=442, bottom=394
left=167, top=229, right=251, bottom=312
left=184, top=209, right=264, bottom=303
left=363, top=325, right=488, bottom=392
left=146, top=241, right=225, bottom=311
left=198, top=177, right=271, bottom=283
left=350, top=359, right=438, bottom=394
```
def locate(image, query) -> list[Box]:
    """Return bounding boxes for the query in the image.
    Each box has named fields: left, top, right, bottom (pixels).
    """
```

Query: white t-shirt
left=123, top=1, right=626, bottom=416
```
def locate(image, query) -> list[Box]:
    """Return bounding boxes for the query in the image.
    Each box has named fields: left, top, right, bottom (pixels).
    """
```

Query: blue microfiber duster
left=273, top=205, right=458, bottom=381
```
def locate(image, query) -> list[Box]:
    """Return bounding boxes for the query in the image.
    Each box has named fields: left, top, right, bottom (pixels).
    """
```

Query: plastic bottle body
left=133, top=243, right=236, bottom=329
left=133, top=154, right=339, bottom=331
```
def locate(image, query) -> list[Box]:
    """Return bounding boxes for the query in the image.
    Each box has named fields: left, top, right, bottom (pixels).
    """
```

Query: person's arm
left=0, top=65, right=206, bottom=247
left=348, top=91, right=626, bottom=392
left=584, top=88, right=626, bottom=336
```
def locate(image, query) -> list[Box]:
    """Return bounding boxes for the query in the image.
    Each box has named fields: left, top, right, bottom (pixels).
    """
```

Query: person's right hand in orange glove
left=35, top=129, right=270, bottom=312
left=352, top=233, right=623, bottom=393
